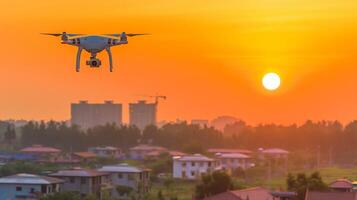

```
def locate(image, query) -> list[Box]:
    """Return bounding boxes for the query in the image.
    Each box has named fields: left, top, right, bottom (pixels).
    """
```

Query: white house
left=173, top=154, right=217, bottom=180
left=0, top=173, right=64, bottom=200
left=215, top=153, right=253, bottom=172
left=98, top=164, right=150, bottom=199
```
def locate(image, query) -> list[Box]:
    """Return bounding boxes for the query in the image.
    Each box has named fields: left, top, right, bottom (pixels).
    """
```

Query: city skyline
left=0, top=1, right=356, bottom=125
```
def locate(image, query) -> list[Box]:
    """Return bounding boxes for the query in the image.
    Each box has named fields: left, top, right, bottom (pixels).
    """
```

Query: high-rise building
left=71, top=100, right=122, bottom=129
left=129, top=100, right=157, bottom=130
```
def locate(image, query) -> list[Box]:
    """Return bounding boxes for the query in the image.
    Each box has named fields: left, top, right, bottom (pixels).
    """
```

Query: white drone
left=42, top=32, right=148, bottom=72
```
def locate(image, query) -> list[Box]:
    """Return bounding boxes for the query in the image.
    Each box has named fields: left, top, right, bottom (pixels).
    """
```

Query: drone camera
left=86, top=58, right=102, bottom=68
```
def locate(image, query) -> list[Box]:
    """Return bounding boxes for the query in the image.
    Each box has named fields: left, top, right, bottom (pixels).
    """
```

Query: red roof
left=73, top=152, right=97, bottom=158
left=305, top=191, right=357, bottom=200
left=20, top=145, right=61, bottom=153
left=204, top=187, right=273, bottom=200
left=207, top=148, right=252, bottom=154
left=329, top=179, right=353, bottom=189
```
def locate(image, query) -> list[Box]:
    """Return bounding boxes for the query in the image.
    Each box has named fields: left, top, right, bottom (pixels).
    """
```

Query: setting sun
left=262, top=72, right=281, bottom=91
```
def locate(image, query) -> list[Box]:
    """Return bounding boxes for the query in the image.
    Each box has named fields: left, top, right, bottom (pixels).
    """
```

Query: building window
left=118, top=173, right=123, bottom=179
left=41, top=185, right=47, bottom=193
left=182, top=162, right=186, bottom=167
left=191, top=171, right=195, bottom=176
left=16, top=186, right=22, bottom=191
left=70, top=177, right=75, bottom=183
left=81, top=177, right=86, bottom=184
left=182, top=171, right=186, bottom=178
left=208, top=162, right=211, bottom=167
left=30, top=188, right=35, bottom=193
left=191, top=162, right=195, bottom=167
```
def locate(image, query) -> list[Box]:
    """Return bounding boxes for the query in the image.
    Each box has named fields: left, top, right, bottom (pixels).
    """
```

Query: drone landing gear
left=76, top=47, right=83, bottom=72
left=106, top=47, right=113, bottom=72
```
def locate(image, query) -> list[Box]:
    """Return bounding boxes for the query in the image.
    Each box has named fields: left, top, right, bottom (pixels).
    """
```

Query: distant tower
left=129, top=100, right=157, bottom=130
left=71, top=100, right=122, bottom=129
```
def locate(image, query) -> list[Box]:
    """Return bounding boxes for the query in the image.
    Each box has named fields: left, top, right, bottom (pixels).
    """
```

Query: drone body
left=43, top=32, right=147, bottom=72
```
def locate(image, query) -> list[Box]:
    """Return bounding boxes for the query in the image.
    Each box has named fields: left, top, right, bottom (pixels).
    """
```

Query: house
left=173, top=154, right=217, bottom=180
left=215, top=153, right=253, bottom=172
left=129, top=144, right=167, bottom=160
left=203, top=187, right=296, bottom=200
left=329, top=179, right=353, bottom=192
left=49, top=168, right=111, bottom=199
left=88, top=146, right=123, bottom=159
left=72, top=152, right=97, bottom=162
left=207, top=148, right=253, bottom=155
left=305, top=190, right=357, bottom=200
left=20, top=145, right=61, bottom=162
left=0, top=173, right=64, bottom=200
left=98, top=163, right=150, bottom=199
left=258, top=148, right=289, bottom=159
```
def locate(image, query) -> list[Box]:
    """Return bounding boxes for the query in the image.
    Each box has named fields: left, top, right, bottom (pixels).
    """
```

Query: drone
left=42, top=32, right=148, bottom=72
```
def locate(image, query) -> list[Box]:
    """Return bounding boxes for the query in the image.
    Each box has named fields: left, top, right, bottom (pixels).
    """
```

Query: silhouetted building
left=129, top=100, right=157, bottom=130
left=71, top=101, right=122, bottom=129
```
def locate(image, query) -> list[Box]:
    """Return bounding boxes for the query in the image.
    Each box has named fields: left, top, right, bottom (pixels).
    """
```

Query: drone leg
left=106, top=47, right=113, bottom=72
left=76, top=47, right=83, bottom=72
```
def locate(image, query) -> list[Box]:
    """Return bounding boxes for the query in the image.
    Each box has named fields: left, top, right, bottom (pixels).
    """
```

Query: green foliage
left=0, top=161, right=42, bottom=177
left=286, top=172, right=328, bottom=200
left=116, top=185, right=134, bottom=196
left=40, top=192, right=81, bottom=200
left=195, top=171, right=234, bottom=199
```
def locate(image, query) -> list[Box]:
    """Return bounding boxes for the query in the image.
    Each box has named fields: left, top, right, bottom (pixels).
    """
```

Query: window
left=181, top=171, right=186, bottom=178
left=191, top=171, right=195, bottom=176
left=30, top=188, right=35, bottom=193
left=139, top=173, right=143, bottom=180
left=81, top=177, right=86, bottom=184
left=70, top=177, right=75, bottom=183
left=118, top=173, right=123, bottom=179
left=41, top=185, right=47, bottom=193
left=208, top=162, right=211, bottom=167
left=16, top=186, right=22, bottom=191
left=191, top=162, right=195, bottom=167
left=182, top=162, right=186, bottom=167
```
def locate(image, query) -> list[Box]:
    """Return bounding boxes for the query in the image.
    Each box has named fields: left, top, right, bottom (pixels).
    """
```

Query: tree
left=195, top=171, right=234, bottom=199
left=286, top=172, right=328, bottom=200
left=4, top=124, right=16, bottom=145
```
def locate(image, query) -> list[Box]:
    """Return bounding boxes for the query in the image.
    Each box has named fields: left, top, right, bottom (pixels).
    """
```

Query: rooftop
left=50, top=169, right=108, bottom=177
left=130, top=144, right=167, bottom=151
left=207, top=148, right=252, bottom=154
left=98, top=164, right=148, bottom=173
left=0, top=173, right=64, bottom=185
left=216, top=153, right=250, bottom=159
left=305, top=191, right=357, bottom=200
left=261, top=148, right=289, bottom=154
left=73, top=152, right=97, bottom=158
left=20, top=145, right=61, bottom=153
left=174, top=154, right=215, bottom=162
left=330, top=179, right=353, bottom=189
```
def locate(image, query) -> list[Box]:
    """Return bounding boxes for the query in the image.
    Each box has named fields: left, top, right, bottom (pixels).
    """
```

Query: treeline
left=20, top=121, right=223, bottom=152
left=14, top=120, right=357, bottom=164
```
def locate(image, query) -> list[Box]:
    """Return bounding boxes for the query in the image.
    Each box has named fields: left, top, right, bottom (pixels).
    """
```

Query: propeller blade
left=41, top=33, right=83, bottom=37
left=127, top=33, right=150, bottom=37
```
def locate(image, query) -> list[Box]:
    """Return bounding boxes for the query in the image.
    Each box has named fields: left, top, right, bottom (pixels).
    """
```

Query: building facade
left=173, top=154, right=217, bottom=180
left=0, top=173, right=64, bottom=200
left=71, top=100, right=122, bottom=129
left=98, top=164, right=150, bottom=199
left=129, top=100, right=157, bottom=130
left=49, top=169, right=110, bottom=199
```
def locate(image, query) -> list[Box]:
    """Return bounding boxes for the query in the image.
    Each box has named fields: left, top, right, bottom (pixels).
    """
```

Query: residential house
left=173, top=154, right=217, bottom=180
left=215, top=153, right=253, bottom=173
left=129, top=144, right=167, bottom=160
left=49, top=168, right=110, bottom=199
left=20, top=145, right=61, bottom=162
left=203, top=187, right=296, bottom=200
left=98, top=164, right=150, bottom=199
left=88, top=146, right=123, bottom=159
left=0, top=173, right=64, bottom=200
left=258, top=148, right=289, bottom=159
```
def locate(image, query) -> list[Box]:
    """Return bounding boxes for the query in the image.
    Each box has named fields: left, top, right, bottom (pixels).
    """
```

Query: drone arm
left=76, top=47, right=83, bottom=72
left=106, top=47, right=113, bottom=72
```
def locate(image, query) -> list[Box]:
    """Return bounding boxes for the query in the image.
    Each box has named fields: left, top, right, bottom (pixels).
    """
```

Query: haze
left=0, top=0, right=356, bottom=124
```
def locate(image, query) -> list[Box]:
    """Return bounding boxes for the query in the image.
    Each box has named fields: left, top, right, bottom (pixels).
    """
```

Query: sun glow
left=262, top=72, right=281, bottom=91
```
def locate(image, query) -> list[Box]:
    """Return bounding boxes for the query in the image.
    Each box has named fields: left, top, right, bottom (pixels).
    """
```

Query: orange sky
left=0, top=0, right=356, bottom=125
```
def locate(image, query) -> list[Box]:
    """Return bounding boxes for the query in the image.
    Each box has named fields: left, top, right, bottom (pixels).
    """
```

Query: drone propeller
left=41, top=32, right=82, bottom=38
left=104, top=33, right=150, bottom=37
